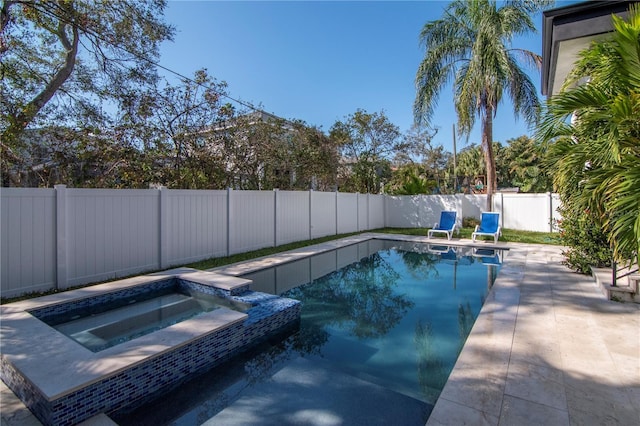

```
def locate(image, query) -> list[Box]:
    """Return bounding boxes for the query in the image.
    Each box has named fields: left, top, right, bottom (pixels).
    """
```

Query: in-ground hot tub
left=0, top=268, right=301, bottom=426
left=35, top=279, right=253, bottom=353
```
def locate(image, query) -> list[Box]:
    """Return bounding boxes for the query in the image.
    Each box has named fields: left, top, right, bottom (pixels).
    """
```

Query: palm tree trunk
left=481, top=106, right=496, bottom=211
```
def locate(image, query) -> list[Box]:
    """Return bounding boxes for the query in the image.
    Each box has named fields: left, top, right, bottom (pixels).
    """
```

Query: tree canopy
left=1, top=0, right=174, bottom=185
left=414, top=0, right=552, bottom=209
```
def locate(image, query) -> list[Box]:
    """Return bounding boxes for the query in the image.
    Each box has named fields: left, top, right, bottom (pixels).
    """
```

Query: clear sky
left=158, top=0, right=571, bottom=153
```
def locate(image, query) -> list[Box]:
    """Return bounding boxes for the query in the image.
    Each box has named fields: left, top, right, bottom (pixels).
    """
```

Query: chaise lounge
left=472, top=212, right=501, bottom=244
left=428, top=211, right=457, bottom=240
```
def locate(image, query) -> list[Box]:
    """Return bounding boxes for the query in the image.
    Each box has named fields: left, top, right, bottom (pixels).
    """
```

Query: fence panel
left=385, top=196, right=419, bottom=228
left=310, top=191, right=337, bottom=238
left=163, top=189, right=228, bottom=267
left=65, top=189, right=159, bottom=287
left=229, top=190, right=275, bottom=255
left=461, top=195, right=485, bottom=221
left=1, top=188, right=57, bottom=297
left=418, top=195, right=461, bottom=228
left=276, top=191, right=310, bottom=246
left=337, top=193, right=358, bottom=234
left=357, top=194, right=368, bottom=231
left=368, top=195, right=385, bottom=229
left=500, top=193, right=556, bottom=232
left=1, top=187, right=563, bottom=299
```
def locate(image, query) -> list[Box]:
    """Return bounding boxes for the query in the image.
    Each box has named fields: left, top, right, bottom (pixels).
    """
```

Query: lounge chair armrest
left=434, top=222, right=439, bottom=228
left=474, top=225, right=479, bottom=232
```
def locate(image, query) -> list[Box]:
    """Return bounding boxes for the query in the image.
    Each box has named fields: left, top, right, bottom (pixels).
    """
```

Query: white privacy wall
left=337, top=193, right=358, bottom=234
left=276, top=190, right=310, bottom=246
left=64, top=188, right=159, bottom=286
left=369, top=195, right=385, bottom=229
left=496, top=192, right=560, bottom=233
left=229, top=190, right=275, bottom=255
left=1, top=188, right=56, bottom=295
left=162, top=189, right=228, bottom=267
left=1, top=187, right=561, bottom=297
left=310, top=191, right=337, bottom=239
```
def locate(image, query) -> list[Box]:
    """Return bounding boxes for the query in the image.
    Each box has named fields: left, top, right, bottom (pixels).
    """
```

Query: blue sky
left=159, top=1, right=570, bottom=153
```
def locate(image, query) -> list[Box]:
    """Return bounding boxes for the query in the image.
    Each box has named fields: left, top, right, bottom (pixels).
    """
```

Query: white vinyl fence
left=0, top=187, right=558, bottom=298
left=385, top=192, right=561, bottom=233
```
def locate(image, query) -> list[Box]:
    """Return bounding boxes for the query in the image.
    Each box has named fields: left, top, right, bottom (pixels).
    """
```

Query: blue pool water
left=113, top=240, right=503, bottom=425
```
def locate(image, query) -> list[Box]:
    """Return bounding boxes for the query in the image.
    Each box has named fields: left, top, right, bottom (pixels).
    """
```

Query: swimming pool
left=114, top=239, right=503, bottom=425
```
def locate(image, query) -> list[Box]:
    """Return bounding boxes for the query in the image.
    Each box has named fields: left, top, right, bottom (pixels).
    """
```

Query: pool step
left=179, top=271, right=252, bottom=294
left=56, top=294, right=213, bottom=351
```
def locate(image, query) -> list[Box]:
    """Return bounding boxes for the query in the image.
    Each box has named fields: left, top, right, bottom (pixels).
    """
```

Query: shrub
left=557, top=204, right=612, bottom=274
left=462, top=216, right=480, bottom=229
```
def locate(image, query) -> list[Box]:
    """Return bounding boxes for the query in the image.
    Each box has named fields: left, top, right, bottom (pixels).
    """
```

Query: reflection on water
left=244, top=240, right=503, bottom=403
left=114, top=240, right=504, bottom=425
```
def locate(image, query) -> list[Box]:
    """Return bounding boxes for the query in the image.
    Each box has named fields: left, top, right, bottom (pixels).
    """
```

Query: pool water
left=113, top=240, right=502, bottom=425
left=41, top=285, right=252, bottom=352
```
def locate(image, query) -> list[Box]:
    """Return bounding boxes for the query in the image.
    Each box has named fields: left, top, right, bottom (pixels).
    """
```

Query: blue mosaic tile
left=2, top=277, right=301, bottom=426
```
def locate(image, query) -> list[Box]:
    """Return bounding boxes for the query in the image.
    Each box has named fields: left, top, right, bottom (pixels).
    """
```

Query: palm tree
left=538, top=4, right=640, bottom=263
left=414, top=0, right=552, bottom=210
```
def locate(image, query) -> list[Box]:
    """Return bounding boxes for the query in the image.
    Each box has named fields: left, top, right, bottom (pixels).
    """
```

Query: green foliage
left=462, top=217, right=480, bottom=229
left=538, top=4, right=640, bottom=266
left=500, top=136, right=553, bottom=192
left=414, top=0, right=551, bottom=203
left=556, top=206, right=612, bottom=274
left=330, top=109, right=402, bottom=193
left=387, top=164, right=435, bottom=195
left=1, top=0, right=174, bottom=185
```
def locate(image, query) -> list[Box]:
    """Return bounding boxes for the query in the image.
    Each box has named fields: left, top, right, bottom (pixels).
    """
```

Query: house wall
left=0, top=187, right=561, bottom=298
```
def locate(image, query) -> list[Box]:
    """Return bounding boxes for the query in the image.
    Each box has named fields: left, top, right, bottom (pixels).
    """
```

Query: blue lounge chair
left=428, top=211, right=457, bottom=240
left=472, top=212, right=501, bottom=244
left=472, top=248, right=502, bottom=265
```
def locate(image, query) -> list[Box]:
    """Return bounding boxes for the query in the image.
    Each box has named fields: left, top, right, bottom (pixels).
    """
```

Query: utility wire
left=16, top=1, right=291, bottom=124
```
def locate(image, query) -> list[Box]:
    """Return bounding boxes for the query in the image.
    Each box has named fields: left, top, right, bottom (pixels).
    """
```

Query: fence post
left=227, top=188, right=233, bottom=256
left=274, top=188, right=279, bottom=247
left=309, top=190, right=313, bottom=240
left=55, top=184, right=67, bottom=290
left=356, top=192, right=360, bottom=231
left=335, top=190, right=339, bottom=235
left=368, top=193, right=372, bottom=230
left=548, top=192, right=553, bottom=233
left=500, top=192, right=504, bottom=229
left=384, top=194, right=388, bottom=228
left=159, top=186, right=168, bottom=269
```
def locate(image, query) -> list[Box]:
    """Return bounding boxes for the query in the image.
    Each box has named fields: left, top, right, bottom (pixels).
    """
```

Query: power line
left=16, top=1, right=291, bottom=124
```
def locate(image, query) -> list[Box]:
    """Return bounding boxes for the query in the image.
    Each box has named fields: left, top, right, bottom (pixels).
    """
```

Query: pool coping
left=3, top=234, right=638, bottom=425
left=0, top=268, right=249, bottom=401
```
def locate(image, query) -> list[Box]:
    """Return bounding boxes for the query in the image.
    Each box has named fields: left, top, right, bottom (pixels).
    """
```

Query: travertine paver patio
left=1, top=237, right=639, bottom=425
left=427, top=242, right=640, bottom=426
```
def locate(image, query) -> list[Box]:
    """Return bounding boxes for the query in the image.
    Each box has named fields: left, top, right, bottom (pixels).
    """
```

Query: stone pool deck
left=2, top=236, right=639, bottom=425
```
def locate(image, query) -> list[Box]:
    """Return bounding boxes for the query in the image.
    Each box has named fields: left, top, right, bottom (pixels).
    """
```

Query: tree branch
left=2, top=7, right=79, bottom=141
